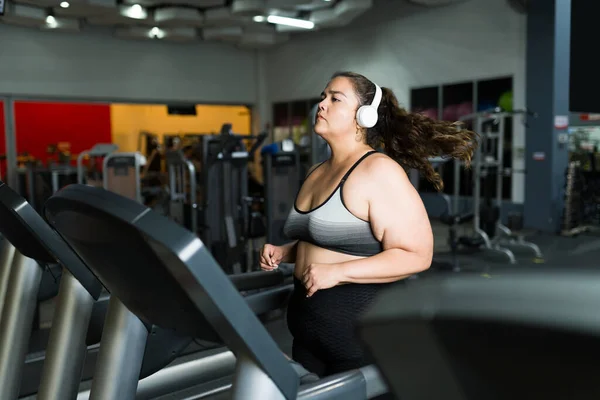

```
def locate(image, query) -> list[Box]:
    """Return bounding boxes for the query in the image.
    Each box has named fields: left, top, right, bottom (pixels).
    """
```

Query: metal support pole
left=496, top=116, right=506, bottom=217
left=89, top=297, right=148, bottom=400
left=38, top=269, right=96, bottom=400
left=0, top=238, right=17, bottom=322
left=0, top=252, right=43, bottom=399
left=472, top=116, right=484, bottom=233
left=231, top=354, right=286, bottom=400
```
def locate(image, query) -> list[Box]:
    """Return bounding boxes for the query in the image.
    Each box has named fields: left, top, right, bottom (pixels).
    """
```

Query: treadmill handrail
left=244, top=284, right=292, bottom=316
left=0, top=182, right=103, bottom=298
left=297, top=365, right=387, bottom=399
left=44, top=184, right=300, bottom=400
left=359, top=271, right=600, bottom=333
left=229, top=269, right=292, bottom=292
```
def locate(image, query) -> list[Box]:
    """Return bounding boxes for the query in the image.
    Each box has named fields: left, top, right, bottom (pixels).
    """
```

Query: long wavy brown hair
left=331, top=71, right=479, bottom=191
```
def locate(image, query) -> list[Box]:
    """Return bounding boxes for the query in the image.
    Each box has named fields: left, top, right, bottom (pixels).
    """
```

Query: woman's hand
left=302, top=263, right=343, bottom=297
left=260, top=244, right=284, bottom=271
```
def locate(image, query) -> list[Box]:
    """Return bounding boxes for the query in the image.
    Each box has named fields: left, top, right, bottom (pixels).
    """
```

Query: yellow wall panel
left=110, top=104, right=252, bottom=152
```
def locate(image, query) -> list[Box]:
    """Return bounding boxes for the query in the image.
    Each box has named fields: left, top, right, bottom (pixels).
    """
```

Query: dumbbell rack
left=561, top=160, right=600, bottom=237
left=561, top=161, right=584, bottom=236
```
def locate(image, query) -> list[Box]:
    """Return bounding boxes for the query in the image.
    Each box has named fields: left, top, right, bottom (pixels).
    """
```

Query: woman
left=260, top=71, right=478, bottom=377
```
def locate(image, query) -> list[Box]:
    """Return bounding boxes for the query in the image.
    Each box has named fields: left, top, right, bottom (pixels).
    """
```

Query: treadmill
left=357, top=270, right=600, bottom=400
left=0, top=232, right=70, bottom=392
left=0, top=183, right=287, bottom=400
left=0, top=181, right=295, bottom=400
left=0, top=181, right=108, bottom=399
left=45, top=184, right=389, bottom=399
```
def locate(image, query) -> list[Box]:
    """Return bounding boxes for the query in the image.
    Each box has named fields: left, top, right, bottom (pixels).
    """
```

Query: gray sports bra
left=282, top=151, right=383, bottom=257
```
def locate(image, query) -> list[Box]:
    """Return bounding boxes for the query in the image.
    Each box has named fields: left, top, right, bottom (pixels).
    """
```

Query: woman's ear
left=354, top=125, right=366, bottom=142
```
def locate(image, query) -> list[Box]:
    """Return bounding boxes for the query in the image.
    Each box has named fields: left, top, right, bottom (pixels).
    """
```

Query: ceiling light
left=266, top=15, right=314, bottom=29
left=149, top=26, right=165, bottom=39
left=59, top=1, right=69, bottom=8
left=46, top=15, right=56, bottom=25
left=253, top=15, right=265, bottom=22
left=122, top=4, right=147, bottom=19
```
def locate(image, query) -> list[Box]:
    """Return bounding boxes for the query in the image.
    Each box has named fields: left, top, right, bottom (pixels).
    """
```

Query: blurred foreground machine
left=358, top=268, right=600, bottom=400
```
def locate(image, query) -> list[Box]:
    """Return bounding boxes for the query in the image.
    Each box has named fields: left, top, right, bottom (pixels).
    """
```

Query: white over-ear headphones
left=356, top=83, right=382, bottom=129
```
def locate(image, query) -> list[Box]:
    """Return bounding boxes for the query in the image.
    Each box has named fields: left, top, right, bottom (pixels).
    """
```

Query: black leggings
left=286, top=277, right=396, bottom=377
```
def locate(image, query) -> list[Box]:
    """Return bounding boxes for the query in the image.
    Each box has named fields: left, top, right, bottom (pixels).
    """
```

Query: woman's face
left=314, top=77, right=360, bottom=140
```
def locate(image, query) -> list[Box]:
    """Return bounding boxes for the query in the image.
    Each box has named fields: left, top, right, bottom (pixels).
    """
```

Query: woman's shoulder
left=362, top=152, right=407, bottom=177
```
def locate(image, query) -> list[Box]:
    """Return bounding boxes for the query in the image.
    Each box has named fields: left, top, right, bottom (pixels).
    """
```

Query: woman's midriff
left=293, top=241, right=365, bottom=280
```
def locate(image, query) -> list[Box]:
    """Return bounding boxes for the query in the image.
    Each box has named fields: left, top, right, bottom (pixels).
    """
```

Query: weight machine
left=17, top=162, right=77, bottom=212
left=165, top=149, right=198, bottom=234
left=262, top=139, right=302, bottom=246
left=14, top=143, right=117, bottom=212
left=103, top=152, right=146, bottom=203
left=453, top=110, right=543, bottom=264
left=77, top=143, right=119, bottom=186
left=423, top=157, right=474, bottom=273
left=203, top=125, right=266, bottom=274
left=165, top=124, right=266, bottom=274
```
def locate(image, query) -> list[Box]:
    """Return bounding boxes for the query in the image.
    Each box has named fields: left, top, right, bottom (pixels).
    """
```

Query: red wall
left=14, top=101, right=111, bottom=165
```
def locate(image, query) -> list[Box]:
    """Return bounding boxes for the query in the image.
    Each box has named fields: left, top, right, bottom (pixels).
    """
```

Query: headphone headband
left=371, top=83, right=382, bottom=109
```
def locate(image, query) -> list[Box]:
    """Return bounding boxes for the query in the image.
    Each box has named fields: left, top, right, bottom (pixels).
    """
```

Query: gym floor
left=430, top=218, right=600, bottom=271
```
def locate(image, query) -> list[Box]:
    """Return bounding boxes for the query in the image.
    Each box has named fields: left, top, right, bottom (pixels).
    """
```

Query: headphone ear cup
left=357, top=106, right=377, bottom=128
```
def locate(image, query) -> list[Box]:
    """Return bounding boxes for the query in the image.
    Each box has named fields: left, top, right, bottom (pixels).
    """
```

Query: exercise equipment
left=45, top=184, right=389, bottom=400
left=165, top=149, right=199, bottom=234
left=16, top=158, right=77, bottom=213
left=188, top=124, right=266, bottom=273
left=0, top=177, right=288, bottom=400
left=0, top=181, right=106, bottom=400
left=453, top=110, right=542, bottom=263
left=262, top=139, right=301, bottom=246
left=137, top=131, right=162, bottom=171
left=64, top=151, right=297, bottom=399
left=76, top=143, right=119, bottom=186
left=0, top=235, right=16, bottom=320
left=412, top=157, right=473, bottom=272
left=71, top=266, right=295, bottom=400
left=561, top=154, right=600, bottom=236
left=561, top=161, right=584, bottom=235
left=438, top=192, right=474, bottom=272
left=203, top=125, right=261, bottom=273
left=103, top=152, right=146, bottom=203
left=358, top=268, right=600, bottom=400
